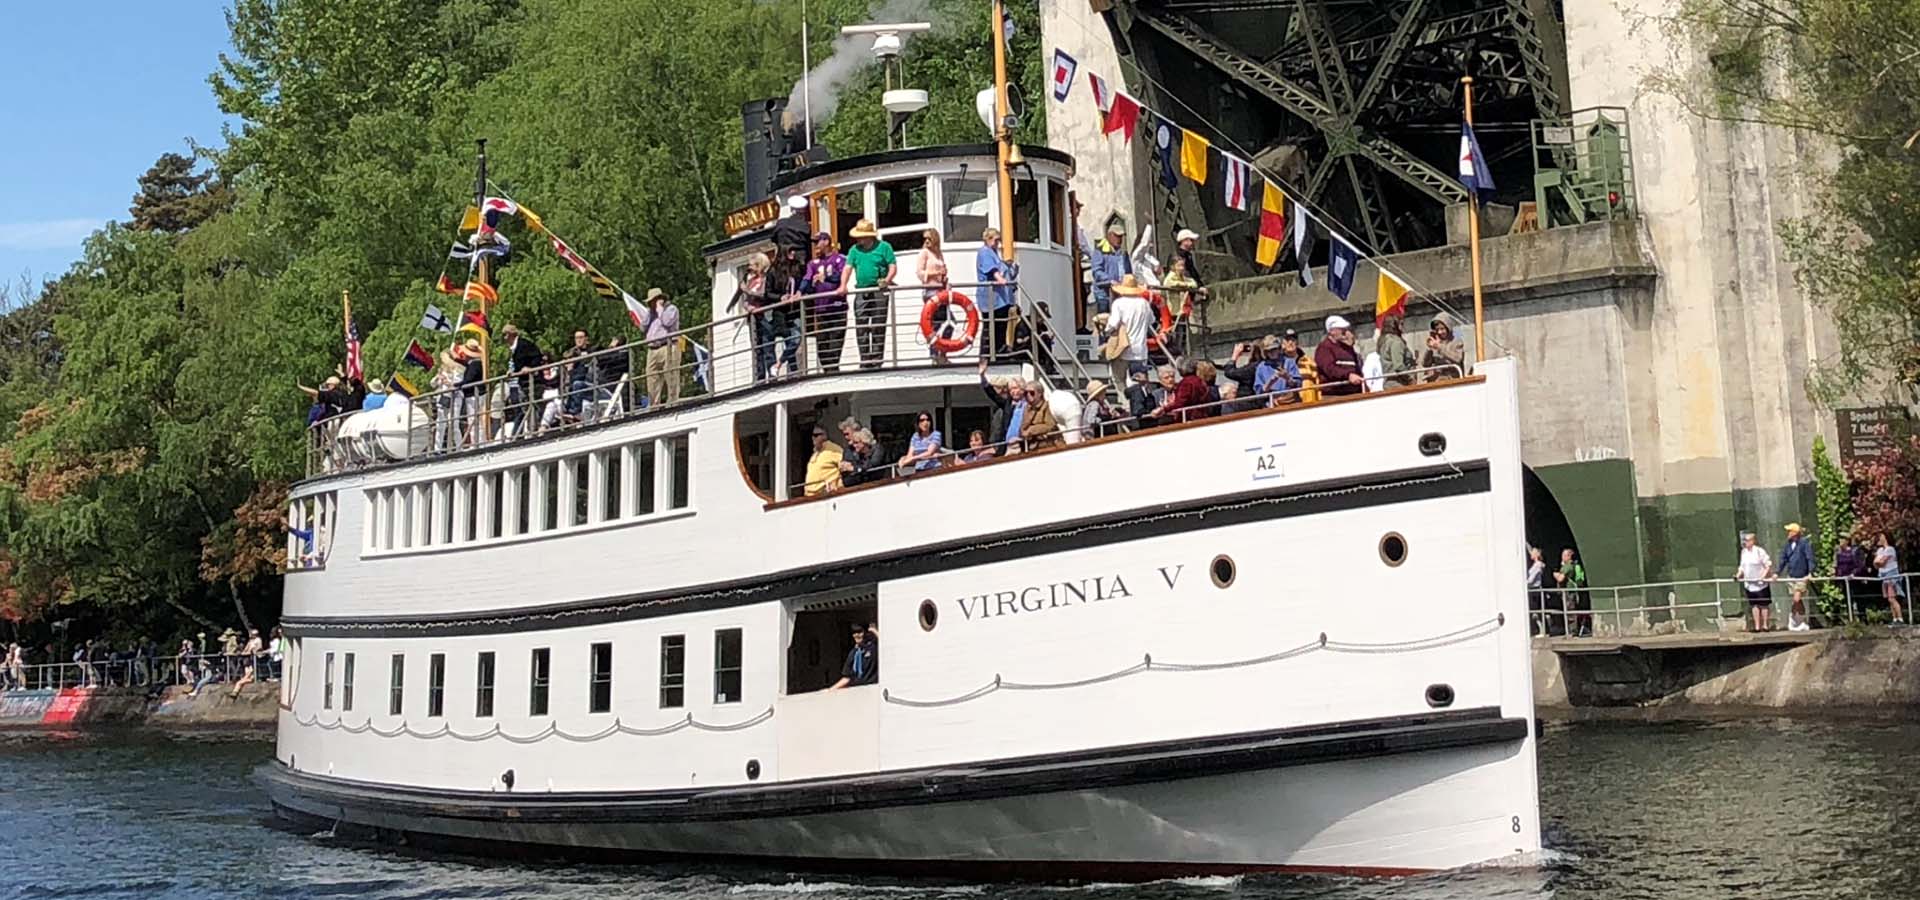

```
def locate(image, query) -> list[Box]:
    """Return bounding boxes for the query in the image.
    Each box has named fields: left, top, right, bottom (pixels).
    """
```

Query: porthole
left=1418, top=432, right=1448, bottom=457
left=1379, top=532, right=1409, bottom=567
left=1210, top=555, right=1237, bottom=589
left=746, top=759, right=762, bottom=780
left=918, top=599, right=939, bottom=632
left=1425, top=683, right=1455, bottom=708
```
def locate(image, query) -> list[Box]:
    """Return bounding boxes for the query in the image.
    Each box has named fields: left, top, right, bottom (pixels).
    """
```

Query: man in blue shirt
left=976, top=227, right=1017, bottom=359
left=360, top=379, right=388, bottom=410
left=1080, top=220, right=1133, bottom=315
left=1778, top=523, right=1815, bottom=631
left=1252, top=335, right=1302, bottom=404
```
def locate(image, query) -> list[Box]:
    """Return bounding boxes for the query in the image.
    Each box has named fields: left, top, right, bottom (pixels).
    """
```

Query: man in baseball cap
left=1315, top=315, right=1365, bottom=397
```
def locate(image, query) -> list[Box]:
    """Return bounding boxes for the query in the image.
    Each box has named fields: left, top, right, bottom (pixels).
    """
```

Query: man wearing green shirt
left=844, top=218, right=897, bottom=369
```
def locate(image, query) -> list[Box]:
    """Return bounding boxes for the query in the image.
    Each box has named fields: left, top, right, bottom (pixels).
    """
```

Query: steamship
left=260, top=26, right=1542, bottom=878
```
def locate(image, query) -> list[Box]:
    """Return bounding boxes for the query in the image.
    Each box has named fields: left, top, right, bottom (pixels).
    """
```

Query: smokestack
left=741, top=99, right=789, bottom=205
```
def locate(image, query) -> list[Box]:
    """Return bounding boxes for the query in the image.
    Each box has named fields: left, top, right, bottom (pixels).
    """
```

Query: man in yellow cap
left=1777, top=522, right=1815, bottom=631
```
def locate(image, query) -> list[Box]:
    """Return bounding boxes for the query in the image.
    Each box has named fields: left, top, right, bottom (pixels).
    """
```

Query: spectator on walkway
left=1556, top=549, right=1590, bottom=636
left=1777, top=523, right=1815, bottom=631
left=634, top=288, right=681, bottom=404
left=1315, top=316, right=1365, bottom=397
left=560, top=329, right=595, bottom=421
left=1021, top=380, right=1063, bottom=450
left=1835, top=533, right=1874, bottom=616
left=827, top=622, right=878, bottom=690
left=899, top=411, right=945, bottom=473
left=1081, top=220, right=1133, bottom=315
left=1526, top=547, right=1549, bottom=635
left=1875, top=534, right=1906, bottom=624
left=503, top=324, right=544, bottom=432
left=1375, top=312, right=1416, bottom=387
left=176, top=639, right=195, bottom=686
left=1736, top=531, right=1775, bottom=633
left=1419, top=313, right=1466, bottom=381
left=845, top=220, right=897, bottom=369
left=801, top=233, right=851, bottom=373
left=268, top=626, right=286, bottom=682
left=229, top=628, right=263, bottom=698
left=804, top=426, right=844, bottom=495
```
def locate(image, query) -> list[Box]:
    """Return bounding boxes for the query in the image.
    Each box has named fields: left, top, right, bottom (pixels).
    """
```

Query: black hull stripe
left=283, top=460, right=1490, bottom=638
left=260, top=706, right=1526, bottom=825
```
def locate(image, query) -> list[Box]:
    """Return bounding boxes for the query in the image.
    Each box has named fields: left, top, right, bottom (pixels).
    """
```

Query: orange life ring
left=920, top=291, right=981, bottom=354
left=1144, top=291, right=1177, bottom=351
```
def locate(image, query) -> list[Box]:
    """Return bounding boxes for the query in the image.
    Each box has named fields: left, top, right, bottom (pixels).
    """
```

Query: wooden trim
left=764, top=375, right=1486, bottom=511
left=732, top=410, right=776, bottom=503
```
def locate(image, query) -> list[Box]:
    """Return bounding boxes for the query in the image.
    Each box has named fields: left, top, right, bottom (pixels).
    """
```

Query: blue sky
left=1, top=5, right=233, bottom=291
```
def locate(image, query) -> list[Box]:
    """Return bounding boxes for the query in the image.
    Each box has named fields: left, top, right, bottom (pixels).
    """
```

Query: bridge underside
left=1104, top=0, right=1569, bottom=261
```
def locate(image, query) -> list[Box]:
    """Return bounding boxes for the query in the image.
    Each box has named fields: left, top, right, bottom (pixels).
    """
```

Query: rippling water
left=1, top=719, right=1916, bottom=899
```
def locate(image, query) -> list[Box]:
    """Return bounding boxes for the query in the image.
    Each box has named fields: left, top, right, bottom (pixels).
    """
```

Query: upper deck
left=304, top=144, right=1082, bottom=482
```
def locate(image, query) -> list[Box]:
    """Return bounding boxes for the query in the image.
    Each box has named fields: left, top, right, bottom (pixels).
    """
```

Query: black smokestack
left=741, top=98, right=789, bottom=205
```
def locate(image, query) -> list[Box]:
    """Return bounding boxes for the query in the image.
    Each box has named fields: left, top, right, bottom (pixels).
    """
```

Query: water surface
left=1, top=719, right=1915, bottom=899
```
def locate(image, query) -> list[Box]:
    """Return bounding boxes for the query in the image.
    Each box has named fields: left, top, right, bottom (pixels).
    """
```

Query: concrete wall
left=1041, top=1, right=1139, bottom=233
left=0, top=684, right=277, bottom=730
left=1534, top=634, right=1920, bottom=714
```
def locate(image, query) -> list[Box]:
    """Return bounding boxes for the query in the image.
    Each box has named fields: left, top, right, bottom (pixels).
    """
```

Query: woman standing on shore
left=1874, top=534, right=1905, bottom=624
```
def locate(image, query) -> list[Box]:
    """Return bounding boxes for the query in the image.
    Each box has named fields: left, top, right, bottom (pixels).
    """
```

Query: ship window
left=475, top=651, right=496, bottom=718
left=659, top=635, right=685, bottom=709
left=435, top=480, right=453, bottom=545
left=632, top=441, right=658, bottom=515
left=457, top=476, right=477, bottom=543
left=599, top=448, right=623, bottom=521
left=668, top=434, right=691, bottom=510
left=714, top=629, right=743, bottom=704
left=397, top=487, right=415, bottom=549
left=510, top=469, right=530, bottom=537
left=569, top=456, right=589, bottom=527
left=539, top=461, right=560, bottom=532
left=529, top=648, right=551, bottom=716
left=873, top=177, right=928, bottom=252
left=941, top=177, right=991, bottom=241
left=1046, top=179, right=1067, bottom=246
left=1011, top=177, right=1041, bottom=245
left=323, top=652, right=335, bottom=710
left=422, top=482, right=439, bottom=547
left=589, top=642, right=613, bottom=713
left=427, top=653, right=446, bottom=717
left=388, top=654, right=404, bottom=716
left=483, top=471, right=504, bottom=539
left=341, top=653, right=356, bottom=712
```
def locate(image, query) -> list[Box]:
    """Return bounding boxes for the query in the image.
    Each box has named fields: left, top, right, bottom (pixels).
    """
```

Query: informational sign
left=722, top=197, right=782, bottom=237
left=1837, top=406, right=1912, bottom=467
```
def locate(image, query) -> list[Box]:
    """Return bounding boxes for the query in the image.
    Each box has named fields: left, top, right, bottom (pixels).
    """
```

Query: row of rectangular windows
left=363, top=433, right=692, bottom=553
left=319, top=629, right=744, bottom=718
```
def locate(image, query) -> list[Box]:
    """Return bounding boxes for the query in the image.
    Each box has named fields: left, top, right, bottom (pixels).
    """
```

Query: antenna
left=845, top=22, right=933, bottom=150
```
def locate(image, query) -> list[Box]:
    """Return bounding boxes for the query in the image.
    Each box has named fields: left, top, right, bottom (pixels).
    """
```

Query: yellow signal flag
left=1180, top=129, right=1209, bottom=185
left=458, top=205, right=481, bottom=232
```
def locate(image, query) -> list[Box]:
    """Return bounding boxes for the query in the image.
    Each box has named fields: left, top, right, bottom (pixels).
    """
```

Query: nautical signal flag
left=434, top=274, right=461, bottom=296
left=549, top=234, right=591, bottom=274
left=1376, top=270, right=1411, bottom=327
left=1326, top=236, right=1359, bottom=301
left=1222, top=154, right=1250, bottom=211
left=403, top=339, right=435, bottom=370
left=622, top=292, right=649, bottom=329
left=1155, top=123, right=1178, bottom=190
left=1255, top=183, right=1286, bottom=268
left=1459, top=122, right=1495, bottom=200
left=1179, top=129, right=1209, bottom=185
left=1050, top=49, right=1078, bottom=102
left=420, top=304, right=452, bottom=333
left=1292, top=206, right=1316, bottom=287
left=463, top=279, right=498, bottom=306
left=388, top=373, right=419, bottom=399
left=458, top=309, right=489, bottom=337
left=1089, top=74, right=1140, bottom=142
left=478, top=196, right=519, bottom=234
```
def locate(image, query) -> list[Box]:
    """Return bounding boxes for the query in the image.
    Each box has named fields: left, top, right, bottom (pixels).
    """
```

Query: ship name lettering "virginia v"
left=951, top=565, right=1187, bottom=622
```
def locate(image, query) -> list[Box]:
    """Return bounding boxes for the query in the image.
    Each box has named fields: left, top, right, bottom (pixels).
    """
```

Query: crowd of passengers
left=801, top=306, right=1466, bottom=495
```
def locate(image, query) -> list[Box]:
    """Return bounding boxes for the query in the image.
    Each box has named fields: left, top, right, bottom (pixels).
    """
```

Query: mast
left=1462, top=77, right=1486, bottom=365
left=991, top=0, right=1017, bottom=265
left=473, top=138, right=493, bottom=437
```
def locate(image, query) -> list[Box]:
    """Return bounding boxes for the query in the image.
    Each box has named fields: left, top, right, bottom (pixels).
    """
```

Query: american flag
left=342, top=293, right=364, bottom=381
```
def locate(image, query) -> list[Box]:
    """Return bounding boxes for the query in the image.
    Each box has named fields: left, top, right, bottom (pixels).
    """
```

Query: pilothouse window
left=941, top=178, right=991, bottom=241
left=873, top=177, right=928, bottom=252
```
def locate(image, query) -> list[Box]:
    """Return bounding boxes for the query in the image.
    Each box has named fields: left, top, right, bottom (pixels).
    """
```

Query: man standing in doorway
left=1777, top=522, right=1815, bottom=631
left=1735, top=531, right=1775, bottom=633
left=827, top=622, right=878, bottom=690
left=844, top=220, right=896, bottom=369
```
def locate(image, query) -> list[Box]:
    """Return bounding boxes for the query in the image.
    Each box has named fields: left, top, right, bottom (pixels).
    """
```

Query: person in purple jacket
left=800, top=232, right=850, bottom=372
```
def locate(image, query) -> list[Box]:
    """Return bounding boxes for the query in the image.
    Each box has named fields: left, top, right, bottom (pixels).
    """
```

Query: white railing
left=1528, top=573, right=1915, bottom=638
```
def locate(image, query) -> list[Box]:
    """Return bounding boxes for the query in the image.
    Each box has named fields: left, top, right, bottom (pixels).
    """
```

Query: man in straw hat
left=636, top=287, right=682, bottom=405
left=1777, top=522, right=1815, bottom=631
left=1078, top=379, right=1121, bottom=439
left=1102, top=274, right=1153, bottom=388
left=844, top=219, right=896, bottom=369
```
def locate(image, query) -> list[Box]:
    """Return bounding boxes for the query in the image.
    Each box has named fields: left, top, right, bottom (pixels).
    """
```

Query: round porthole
left=746, top=759, right=762, bottom=780
left=1418, top=432, right=1448, bottom=457
left=1210, top=555, right=1237, bottom=589
left=1379, top=532, right=1409, bottom=567
left=1425, top=684, right=1455, bottom=708
left=918, top=599, right=939, bottom=632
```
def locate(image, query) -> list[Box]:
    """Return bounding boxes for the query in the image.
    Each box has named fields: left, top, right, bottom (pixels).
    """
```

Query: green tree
left=129, top=152, right=233, bottom=233
left=1811, top=435, right=1852, bottom=620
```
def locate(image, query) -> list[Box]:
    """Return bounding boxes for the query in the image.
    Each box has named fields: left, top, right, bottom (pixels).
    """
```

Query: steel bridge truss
left=1121, top=0, right=1567, bottom=253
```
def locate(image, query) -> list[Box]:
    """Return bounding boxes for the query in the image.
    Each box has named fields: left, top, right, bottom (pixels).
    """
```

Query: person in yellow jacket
left=804, top=425, right=844, bottom=495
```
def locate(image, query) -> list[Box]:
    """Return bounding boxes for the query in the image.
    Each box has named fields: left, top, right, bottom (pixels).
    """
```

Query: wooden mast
left=991, top=0, right=1017, bottom=265
left=1462, top=77, right=1486, bottom=365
